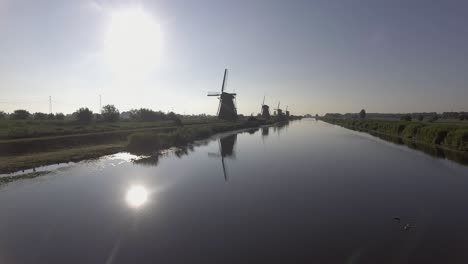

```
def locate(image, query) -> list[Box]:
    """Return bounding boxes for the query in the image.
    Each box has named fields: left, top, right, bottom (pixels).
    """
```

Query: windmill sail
left=207, top=68, right=237, bottom=121
left=221, top=69, right=228, bottom=93
left=275, top=101, right=283, bottom=116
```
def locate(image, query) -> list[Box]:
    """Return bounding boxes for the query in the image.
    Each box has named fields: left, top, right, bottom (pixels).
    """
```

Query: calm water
left=1, top=119, right=468, bottom=263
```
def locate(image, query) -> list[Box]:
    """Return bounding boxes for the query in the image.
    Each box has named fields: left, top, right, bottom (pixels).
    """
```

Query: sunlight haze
left=1, top=0, right=467, bottom=115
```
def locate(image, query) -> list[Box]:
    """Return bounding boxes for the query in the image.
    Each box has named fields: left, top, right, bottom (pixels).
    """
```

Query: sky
left=0, top=0, right=467, bottom=115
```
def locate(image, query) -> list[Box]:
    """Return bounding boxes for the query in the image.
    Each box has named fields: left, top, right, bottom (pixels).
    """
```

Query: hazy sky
left=1, top=0, right=467, bottom=115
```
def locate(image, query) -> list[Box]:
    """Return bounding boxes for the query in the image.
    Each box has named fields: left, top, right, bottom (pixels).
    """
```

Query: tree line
left=0, top=105, right=182, bottom=124
left=324, top=110, right=467, bottom=122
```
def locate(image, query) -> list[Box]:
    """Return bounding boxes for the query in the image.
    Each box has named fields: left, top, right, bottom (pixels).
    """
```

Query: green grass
left=0, top=117, right=220, bottom=140
left=444, top=129, right=468, bottom=151
left=0, top=126, right=178, bottom=156
left=322, top=118, right=468, bottom=151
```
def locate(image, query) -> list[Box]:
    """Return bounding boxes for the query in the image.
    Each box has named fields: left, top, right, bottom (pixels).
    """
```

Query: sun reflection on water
left=125, top=185, right=149, bottom=208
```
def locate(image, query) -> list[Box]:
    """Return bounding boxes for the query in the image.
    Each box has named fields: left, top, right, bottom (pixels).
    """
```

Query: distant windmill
left=261, top=96, right=270, bottom=119
left=285, top=106, right=290, bottom=118
left=274, top=101, right=283, bottom=116
left=207, top=69, right=237, bottom=121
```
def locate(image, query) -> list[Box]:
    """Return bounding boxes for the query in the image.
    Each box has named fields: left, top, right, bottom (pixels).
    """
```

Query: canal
left=1, top=119, right=468, bottom=263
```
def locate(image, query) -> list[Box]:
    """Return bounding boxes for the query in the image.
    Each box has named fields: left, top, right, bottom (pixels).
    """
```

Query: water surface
left=1, top=119, right=468, bottom=263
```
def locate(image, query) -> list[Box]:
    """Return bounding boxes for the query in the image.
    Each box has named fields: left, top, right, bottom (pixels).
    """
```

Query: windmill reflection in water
left=208, top=134, right=237, bottom=182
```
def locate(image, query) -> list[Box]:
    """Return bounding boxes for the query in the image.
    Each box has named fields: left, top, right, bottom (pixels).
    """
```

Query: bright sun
left=125, top=185, right=149, bottom=208
left=105, top=8, right=161, bottom=76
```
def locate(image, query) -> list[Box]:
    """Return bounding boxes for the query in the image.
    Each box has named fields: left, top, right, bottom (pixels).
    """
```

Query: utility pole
left=49, top=96, right=52, bottom=114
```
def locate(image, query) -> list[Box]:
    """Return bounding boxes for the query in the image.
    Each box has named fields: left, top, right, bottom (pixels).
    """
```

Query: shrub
left=0, top=111, right=6, bottom=120
left=11, top=109, right=30, bottom=120
left=74, top=108, right=93, bottom=124
left=428, top=115, right=439, bottom=123
left=401, top=123, right=426, bottom=139
left=33, top=112, right=49, bottom=120
left=130, top=108, right=167, bottom=121
left=359, top=109, right=366, bottom=119
left=173, top=117, right=183, bottom=126
left=401, top=114, right=412, bottom=122
left=444, top=129, right=468, bottom=151
left=55, top=113, right=65, bottom=120
left=167, top=111, right=177, bottom=120
left=416, top=125, right=456, bottom=145
left=247, top=116, right=258, bottom=122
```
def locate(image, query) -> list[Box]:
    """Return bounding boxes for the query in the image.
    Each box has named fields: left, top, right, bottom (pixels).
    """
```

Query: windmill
left=207, top=69, right=237, bottom=121
left=208, top=134, right=237, bottom=182
left=274, top=101, right=283, bottom=116
left=285, top=106, right=290, bottom=118
left=261, top=96, right=270, bottom=119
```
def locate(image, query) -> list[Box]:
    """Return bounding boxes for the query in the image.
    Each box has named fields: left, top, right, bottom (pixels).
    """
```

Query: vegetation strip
left=321, top=118, right=468, bottom=152
left=0, top=119, right=276, bottom=174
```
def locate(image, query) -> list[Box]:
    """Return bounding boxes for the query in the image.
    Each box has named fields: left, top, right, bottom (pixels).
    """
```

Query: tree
left=167, top=111, right=177, bottom=120
left=401, top=114, right=412, bottom=121
left=428, top=115, right=439, bottom=123
left=129, top=108, right=167, bottom=121
left=173, top=117, right=183, bottom=126
left=359, top=109, right=366, bottom=119
left=417, top=115, right=424, bottom=121
left=55, top=113, right=65, bottom=120
left=460, top=114, right=466, bottom=121
left=74, top=107, right=93, bottom=124
left=11, top=109, right=30, bottom=120
left=33, top=112, right=48, bottom=120
left=101, top=104, right=120, bottom=122
left=94, top=113, right=102, bottom=121
left=0, top=111, right=6, bottom=120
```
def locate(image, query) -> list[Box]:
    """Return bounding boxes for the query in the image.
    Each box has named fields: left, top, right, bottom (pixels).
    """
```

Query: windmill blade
left=221, top=68, right=228, bottom=93
left=221, top=157, right=228, bottom=182
left=208, top=152, right=221, bottom=157
left=262, top=95, right=265, bottom=106
left=208, top=92, right=221, bottom=96
left=277, top=101, right=280, bottom=109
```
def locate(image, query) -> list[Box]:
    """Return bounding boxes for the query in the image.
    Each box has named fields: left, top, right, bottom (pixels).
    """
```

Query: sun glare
left=125, top=185, right=149, bottom=208
left=105, top=8, right=161, bottom=77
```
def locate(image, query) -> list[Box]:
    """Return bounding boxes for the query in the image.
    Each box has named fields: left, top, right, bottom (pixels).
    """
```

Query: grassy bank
left=322, top=118, right=468, bottom=152
left=0, top=117, right=220, bottom=140
left=0, top=126, right=178, bottom=156
left=0, top=119, right=272, bottom=174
